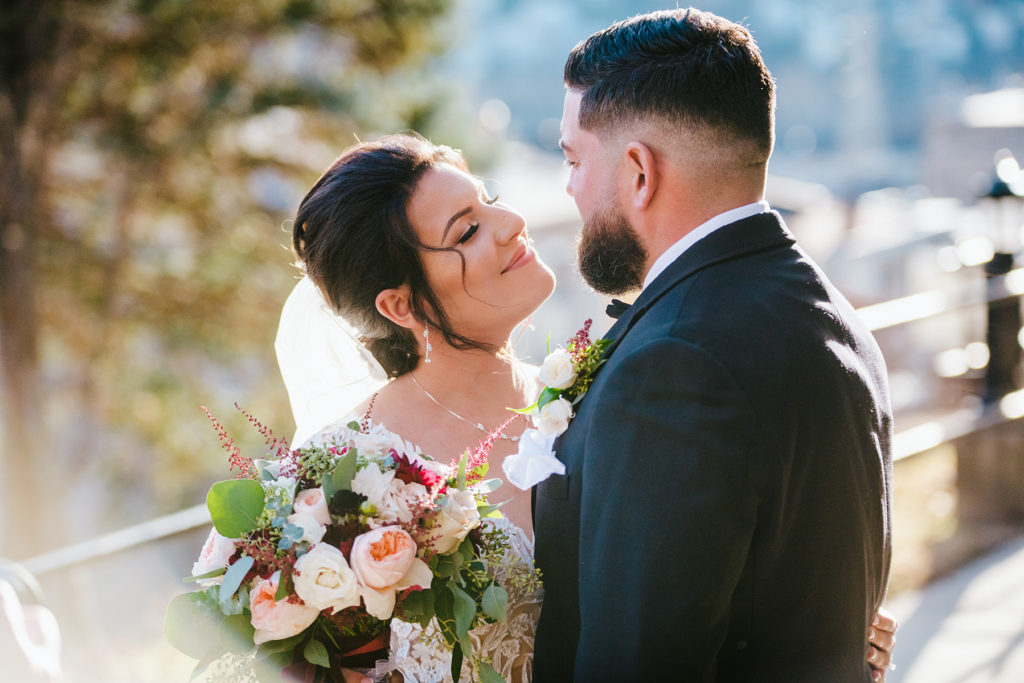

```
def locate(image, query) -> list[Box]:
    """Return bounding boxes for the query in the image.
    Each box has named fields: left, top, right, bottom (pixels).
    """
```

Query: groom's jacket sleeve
left=573, top=336, right=759, bottom=680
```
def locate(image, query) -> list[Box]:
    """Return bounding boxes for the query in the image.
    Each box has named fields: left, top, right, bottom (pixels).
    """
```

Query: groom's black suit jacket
left=532, top=212, right=893, bottom=682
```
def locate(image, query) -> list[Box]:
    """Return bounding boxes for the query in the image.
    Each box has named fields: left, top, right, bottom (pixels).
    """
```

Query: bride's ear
left=375, top=286, right=418, bottom=329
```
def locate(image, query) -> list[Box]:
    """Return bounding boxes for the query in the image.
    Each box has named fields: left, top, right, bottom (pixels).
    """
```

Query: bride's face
left=406, top=163, right=556, bottom=343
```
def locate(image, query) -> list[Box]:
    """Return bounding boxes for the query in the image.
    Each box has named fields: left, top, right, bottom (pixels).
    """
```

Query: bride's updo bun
left=292, top=134, right=490, bottom=378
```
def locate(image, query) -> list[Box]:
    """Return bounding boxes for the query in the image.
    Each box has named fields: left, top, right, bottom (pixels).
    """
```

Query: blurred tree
left=0, top=0, right=457, bottom=557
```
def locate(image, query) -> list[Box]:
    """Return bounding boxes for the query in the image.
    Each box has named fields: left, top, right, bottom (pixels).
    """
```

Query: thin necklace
left=409, top=373, right=521, bottom=442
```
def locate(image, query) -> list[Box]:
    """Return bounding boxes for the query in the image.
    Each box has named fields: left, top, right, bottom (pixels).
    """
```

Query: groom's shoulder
left=629, top=248, right=849, bottom=366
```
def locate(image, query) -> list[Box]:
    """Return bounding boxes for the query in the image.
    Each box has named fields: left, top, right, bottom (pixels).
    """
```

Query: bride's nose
left=496, top=207, right=527, bottom=245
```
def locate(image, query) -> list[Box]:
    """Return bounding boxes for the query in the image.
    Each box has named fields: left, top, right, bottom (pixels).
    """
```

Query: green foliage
left=165, top=590, right=223, bottom=660
left=207, top=479, right=266, bottom=537
left=302, top=638, right=330, bottom=668
left=399, top=587, right=435, bottom=626
left=481, top=582, right=508, bottom=623
left=219, top=554, right=255, bottom=601
left=478, top=660, right=506, bottom=683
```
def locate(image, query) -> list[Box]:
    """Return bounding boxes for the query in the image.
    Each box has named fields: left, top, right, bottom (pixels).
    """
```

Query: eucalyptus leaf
left=219, top=555, right=255, bottom=602
left=183, top=566, right=226, bottom=583
left=254, top=649, right=292, bottom=683
left=219, top=613, right=256, bottom=655
left=477, top=659, right=505, bottom=683
left=254, top=459, right=276, bottom=481
left=257, top=632, right=306, bottom=655
left=347, top=420, right=361, bottom=431
left=481, top=583, right=508, bottom=623
left=304, top=639, right=330, bottom=668
left=207, top=479, right=265, bottom=538
left=219, top=584, right=248, bottom=616
left=450, top=583, right=475, bottom=639
left=476, top=502, right=506, bottom=519
left=458, top=631, right=474, bottom=675
left=399, top=588, right=435, bottom=627
left=165, top=591, right=223, bottom=660
left=476, top=478, right=502, bottom=493
left=321, top=467, right=335, bottom=500
left=433, top=584, right=457, bottom=646
left=433, top=551, right=463, bottom=579
left=189, top=651, right=220, bottom=681
left=331, top=448, right=358, bottom=492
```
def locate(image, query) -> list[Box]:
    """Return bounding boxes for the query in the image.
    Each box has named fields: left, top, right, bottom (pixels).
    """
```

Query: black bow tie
left=605, top=298, right=631, bottom=320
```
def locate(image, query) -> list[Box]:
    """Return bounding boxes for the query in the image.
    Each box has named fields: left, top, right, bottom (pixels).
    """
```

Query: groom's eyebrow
left=443, top=207, right=473, bottom=241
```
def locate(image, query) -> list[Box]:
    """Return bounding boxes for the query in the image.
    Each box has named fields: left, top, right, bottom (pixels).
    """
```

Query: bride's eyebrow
left=442, top=206, right=473, bottom=241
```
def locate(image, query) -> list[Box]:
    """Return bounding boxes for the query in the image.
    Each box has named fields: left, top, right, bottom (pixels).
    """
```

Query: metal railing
left=16, top=260, right=1024, bottom=574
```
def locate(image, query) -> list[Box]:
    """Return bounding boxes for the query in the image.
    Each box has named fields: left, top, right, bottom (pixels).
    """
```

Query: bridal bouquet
left=166, top=408, right=512, bottom=683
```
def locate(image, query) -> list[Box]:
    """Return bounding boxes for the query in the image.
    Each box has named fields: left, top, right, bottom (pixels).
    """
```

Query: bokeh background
left=2, top=0, right=1024, bottom=681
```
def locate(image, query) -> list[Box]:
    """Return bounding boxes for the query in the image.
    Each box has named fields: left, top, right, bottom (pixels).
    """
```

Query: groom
left=532, top=8, right=893, bottom=682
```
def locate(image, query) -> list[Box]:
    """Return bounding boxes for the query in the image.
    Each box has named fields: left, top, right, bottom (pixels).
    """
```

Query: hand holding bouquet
left=166, top=408, right=513, bottom=683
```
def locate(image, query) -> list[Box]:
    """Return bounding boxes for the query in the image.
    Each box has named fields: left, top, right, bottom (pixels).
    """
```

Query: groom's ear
left=375, top=286, right=417, bottom=329
left=623, top=141, right=657, bottom=211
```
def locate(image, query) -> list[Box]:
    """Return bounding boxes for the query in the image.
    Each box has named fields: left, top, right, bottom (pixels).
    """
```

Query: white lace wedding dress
left=307, top=418, right=543, bottom=683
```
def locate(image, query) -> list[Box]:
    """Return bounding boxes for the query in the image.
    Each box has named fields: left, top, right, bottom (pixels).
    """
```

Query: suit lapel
left=601, top=211, right=795, bottom=358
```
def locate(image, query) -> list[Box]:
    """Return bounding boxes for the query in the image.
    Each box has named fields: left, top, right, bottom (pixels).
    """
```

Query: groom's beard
left=576, top=205, right=648, bottom=296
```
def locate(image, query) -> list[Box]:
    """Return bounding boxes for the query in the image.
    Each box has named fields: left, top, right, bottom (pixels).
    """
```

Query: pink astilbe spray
left=567, top=318, right=594, bottom=365
left=201, top=406, right=255, bottom=478
left=461, top=414, right=521, bottom=485
left=235, top=403, right=291, bottom=459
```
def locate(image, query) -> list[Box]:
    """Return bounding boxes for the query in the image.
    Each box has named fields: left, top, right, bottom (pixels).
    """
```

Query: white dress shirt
left=642, top=200, right=771, bottom=290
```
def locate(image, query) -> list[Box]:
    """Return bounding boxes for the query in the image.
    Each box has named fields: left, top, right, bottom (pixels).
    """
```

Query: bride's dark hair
left=292, top=133, right=493, bottom=378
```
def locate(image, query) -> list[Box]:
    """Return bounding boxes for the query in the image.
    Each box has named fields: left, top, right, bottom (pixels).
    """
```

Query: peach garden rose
left=350, top=526, right=432, bottom=620
left=249, top=572, right=319, bottom=644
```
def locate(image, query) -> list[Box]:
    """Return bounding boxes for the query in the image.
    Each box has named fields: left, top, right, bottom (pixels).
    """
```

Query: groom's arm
left=574, top=337, right=761, bottom=681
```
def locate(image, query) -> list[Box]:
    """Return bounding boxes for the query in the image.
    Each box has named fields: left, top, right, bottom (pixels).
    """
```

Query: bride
left=278, top=133, right=896, bottom=682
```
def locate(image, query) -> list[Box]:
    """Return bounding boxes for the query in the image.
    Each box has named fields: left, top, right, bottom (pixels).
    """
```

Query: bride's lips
left=501, top=243, right=535, bottom=274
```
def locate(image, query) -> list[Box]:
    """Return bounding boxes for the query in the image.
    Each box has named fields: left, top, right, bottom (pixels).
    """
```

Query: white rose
left=293, top=543, right=361, bottom=613
left=538, top=349, right=578, bottom=390
left=286, top=511, right=327, bottom=545
left=352, top=463, right=428, bottom=525
left=191, top=527, right=237, bottom=586
left=353, top=426, right=412, bottom=457
left=351, top=463, right=394, bottom=507
left=427, top=488, right=482, bottom=554
left=534, top=397, right=574, bottom=436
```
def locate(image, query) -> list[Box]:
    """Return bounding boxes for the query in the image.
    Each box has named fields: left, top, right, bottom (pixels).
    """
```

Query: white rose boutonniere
left=503, top=319, right=610, bottom=490
left=535, top=397, right=574, bottom=436
left=538, top=348, right=578, bottom=389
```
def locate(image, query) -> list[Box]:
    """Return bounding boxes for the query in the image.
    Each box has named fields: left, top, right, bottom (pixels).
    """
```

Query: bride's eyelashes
left=456, top=222, right=479, bottom=245
left=455, top=195, right=500, bottom=245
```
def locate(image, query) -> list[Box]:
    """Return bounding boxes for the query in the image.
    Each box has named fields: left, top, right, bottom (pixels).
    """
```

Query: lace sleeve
left=372, top=517, right=543, bottom=683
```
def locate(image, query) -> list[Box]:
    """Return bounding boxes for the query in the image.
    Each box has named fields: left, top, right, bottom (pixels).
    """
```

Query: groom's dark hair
left=564, top=7, right=775, bottom=162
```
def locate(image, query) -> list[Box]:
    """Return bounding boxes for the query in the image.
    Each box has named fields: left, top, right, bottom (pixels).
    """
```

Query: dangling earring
left=422, top=325, right=432, bottom=363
